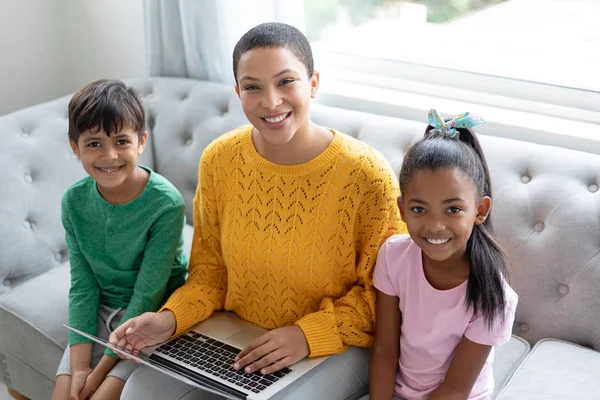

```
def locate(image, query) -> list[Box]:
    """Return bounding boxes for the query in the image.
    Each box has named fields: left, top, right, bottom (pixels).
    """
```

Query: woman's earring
left=310, top=89, right=316, bottom=98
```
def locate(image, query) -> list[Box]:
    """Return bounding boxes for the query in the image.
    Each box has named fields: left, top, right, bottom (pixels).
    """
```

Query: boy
left=51, top=79, right=187, bottom=400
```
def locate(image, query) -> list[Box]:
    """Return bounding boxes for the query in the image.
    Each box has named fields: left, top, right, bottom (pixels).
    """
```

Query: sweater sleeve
left=295, top=164, right=406, bottom=357
left=160, top=147, right=227, bottom=336
left=63, top=196, right=101, bottom=346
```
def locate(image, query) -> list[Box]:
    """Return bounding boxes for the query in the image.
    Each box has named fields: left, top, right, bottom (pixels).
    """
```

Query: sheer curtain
left=144, top=0, right=305, bottom=84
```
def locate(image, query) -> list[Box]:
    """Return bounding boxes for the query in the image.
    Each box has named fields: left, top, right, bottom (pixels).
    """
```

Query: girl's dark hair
left=68, top=79, right=145, bottom=144
left=232, top=22, right=314, bottom=83
left=399, top=123, right=508, bottom=329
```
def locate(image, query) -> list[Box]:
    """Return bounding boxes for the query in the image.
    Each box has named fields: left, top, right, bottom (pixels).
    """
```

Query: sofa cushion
left=182, top=223, right=194, bottom=263
left=492, top=335, right=530, bottom=396
left=3, top=351, right=56, bottom=400
left=496, top=339, right=600, bottom=399
left=0, top=264, right=69, bottom=379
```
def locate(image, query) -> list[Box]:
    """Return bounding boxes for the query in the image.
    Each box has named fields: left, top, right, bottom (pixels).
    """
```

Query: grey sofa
left=1, top=78, right=599, bottom=400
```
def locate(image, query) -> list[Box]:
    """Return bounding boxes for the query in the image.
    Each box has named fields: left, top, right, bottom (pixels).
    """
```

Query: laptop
left=64, top=312, right=329, bottom=399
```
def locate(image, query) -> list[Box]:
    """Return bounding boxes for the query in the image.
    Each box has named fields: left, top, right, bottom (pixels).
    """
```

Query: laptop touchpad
left=227, top=326, right=266, bottom=348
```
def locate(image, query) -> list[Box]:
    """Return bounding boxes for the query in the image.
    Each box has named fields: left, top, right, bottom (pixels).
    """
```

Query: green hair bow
left=427, top=109, right=485, bottom=138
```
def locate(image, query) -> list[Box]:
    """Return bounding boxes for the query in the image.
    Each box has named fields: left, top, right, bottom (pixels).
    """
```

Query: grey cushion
left=182, top=223, right=194, bottom=265
left=0, top=265, right=69, bottom=379
left=496, top=339, right=600, bottom=399
left=492, top=336, right=530, bottom=397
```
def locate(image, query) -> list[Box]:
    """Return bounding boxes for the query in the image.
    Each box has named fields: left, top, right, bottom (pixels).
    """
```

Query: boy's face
left=235, top=46, right=319, bottom=147
left=70, top=127, right=147, bottom=192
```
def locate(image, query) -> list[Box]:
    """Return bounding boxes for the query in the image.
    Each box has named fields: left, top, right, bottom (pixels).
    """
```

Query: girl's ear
left=475, top=196, right=492, bottom=225
left=397, top=196, right=406, bottom=222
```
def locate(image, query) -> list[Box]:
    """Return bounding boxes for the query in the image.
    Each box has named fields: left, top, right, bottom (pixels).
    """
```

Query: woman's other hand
left=233, top=325, right=310, bottom=374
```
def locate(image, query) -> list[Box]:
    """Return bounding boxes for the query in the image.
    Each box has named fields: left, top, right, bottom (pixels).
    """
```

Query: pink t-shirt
left=373, top=234, right=518, bottom=400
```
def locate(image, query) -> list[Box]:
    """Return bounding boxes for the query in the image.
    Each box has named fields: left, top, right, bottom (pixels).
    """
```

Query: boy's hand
left=109, top=311, right=177, bottom=356
left=233, top=325, right=309, bottom=375
left=69, top=368, right=92, bottom=400
left=78, top=368, right=107, bottom=399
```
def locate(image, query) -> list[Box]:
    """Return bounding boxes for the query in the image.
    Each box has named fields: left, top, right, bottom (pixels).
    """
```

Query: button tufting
left=185, top=138, right=193, bottom=147
left=23, top=220, right=32, bottom=230
left=589, top=184, right=599, bottom=193
left=534, top=222, right=544, bottom=232
left=21, top=131, right=30, bottom=138
left=24, top=174, right=33, bottom=184
left=2, top=279, right=11, bottom=287
left=558, top=284, right=569, bottom=295
left=147, top=114, right=155, bottom=131
left=107, top=230, right=114, bottom=236
left=54, top=252, right=62, bottom=262
left=520, top=323, right=529, bottom=333
left=521, top=175, right=531, bottom=183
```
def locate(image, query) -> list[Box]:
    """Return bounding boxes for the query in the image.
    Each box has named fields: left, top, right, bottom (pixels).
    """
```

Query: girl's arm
left=428, top=336, right=491, bottom=400
left=369, top=290, right=401, bottom=400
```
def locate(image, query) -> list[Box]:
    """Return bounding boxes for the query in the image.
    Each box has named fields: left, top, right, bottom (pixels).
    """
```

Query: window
left=304, top=0, right=600, bottom=121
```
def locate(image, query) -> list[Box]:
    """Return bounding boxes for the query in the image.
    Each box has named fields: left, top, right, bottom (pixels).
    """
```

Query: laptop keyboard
left=155, top=331, right=292, bottom=394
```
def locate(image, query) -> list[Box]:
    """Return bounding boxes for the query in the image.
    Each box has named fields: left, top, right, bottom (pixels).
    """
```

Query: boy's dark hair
left=68, top=79, right=145, bottom=144
left=399, top=123, right=508, bottom=329
left=232, top=22, right=314, bottom=83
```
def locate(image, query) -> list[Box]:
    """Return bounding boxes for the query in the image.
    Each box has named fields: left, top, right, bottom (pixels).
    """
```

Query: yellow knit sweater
left=163, top=125, right=406, bottom=357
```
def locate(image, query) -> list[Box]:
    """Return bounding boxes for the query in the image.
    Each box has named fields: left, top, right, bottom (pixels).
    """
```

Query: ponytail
left=466, top=222, right=508, bottom=329
left=457, top=127, right=508, bottom=329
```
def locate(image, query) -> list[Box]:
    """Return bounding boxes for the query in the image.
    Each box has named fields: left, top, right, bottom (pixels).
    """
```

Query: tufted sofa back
left=1, top=77, right=599, bottom=352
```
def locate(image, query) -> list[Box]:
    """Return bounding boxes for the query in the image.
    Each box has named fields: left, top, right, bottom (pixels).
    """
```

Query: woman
left=111, top=22, right=406, bottom=400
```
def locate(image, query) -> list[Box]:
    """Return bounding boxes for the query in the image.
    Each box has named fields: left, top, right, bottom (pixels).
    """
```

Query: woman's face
left=235, top=47, right=318, bottom=147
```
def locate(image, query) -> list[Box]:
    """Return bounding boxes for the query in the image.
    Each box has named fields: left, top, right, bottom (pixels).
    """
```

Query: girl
left=110, top=22, right=406, bottom=400
left=366, top=110, right=518, bottom=400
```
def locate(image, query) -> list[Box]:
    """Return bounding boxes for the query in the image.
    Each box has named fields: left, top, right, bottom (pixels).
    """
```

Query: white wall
left=0, top=0, right=146, bottom=116
left=0, top=0, right=70, bottom=115
left=62, top=0, right=147, bottom=88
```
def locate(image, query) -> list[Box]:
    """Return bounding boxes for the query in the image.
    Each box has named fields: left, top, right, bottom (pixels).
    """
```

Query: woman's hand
left=233, top=325, right=309, bottom=375
left=108, top=311, right=177, bottom=356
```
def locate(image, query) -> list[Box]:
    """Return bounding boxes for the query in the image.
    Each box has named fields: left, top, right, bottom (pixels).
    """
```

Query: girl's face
left=235, top=46, right=318, bottom=147
left=399, top=167, right=491, bottom=266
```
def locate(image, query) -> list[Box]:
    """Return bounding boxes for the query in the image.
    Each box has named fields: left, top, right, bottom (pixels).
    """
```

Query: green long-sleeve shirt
left=63, top=166, right=187, bottom=356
